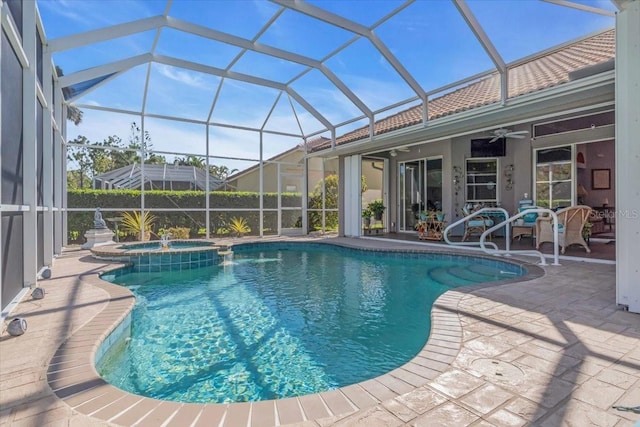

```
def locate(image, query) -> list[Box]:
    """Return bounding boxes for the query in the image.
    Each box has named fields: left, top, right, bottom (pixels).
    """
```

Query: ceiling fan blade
left=489, top=136, right=500, bottom=143
left=507, top=134, right=526, bottom=139
left=508, top=130, right=529, bottom=136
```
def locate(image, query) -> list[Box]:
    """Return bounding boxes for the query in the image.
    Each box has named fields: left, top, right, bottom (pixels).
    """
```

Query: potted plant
left=121, top=211, right=156, bottom=241
left=582, top=221, right=593, bottom=243
left=368, top=199, right=386, bottom=220
left=435, top=210, right=445, bottom=222
left=362, top=208, right=372, bottom=228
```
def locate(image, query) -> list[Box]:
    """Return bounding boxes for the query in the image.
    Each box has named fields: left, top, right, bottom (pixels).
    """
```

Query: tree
left=55, top=66, right=83, bottom=125
left=66, top=122, right=167, bottom=190
left=174, top=156, right=206, bottom=168
left=209, top=165, right=238, bottom=180
left=127, top=122, right=166, bottom=165
left=67, top=136, right=92, bottom=189
left=307, top=174, right=367, bottom=231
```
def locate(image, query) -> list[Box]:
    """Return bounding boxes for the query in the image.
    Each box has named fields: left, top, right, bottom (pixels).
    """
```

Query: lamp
left=603, top=197, right=609, bottom=207
left=577, top=184, right=588, bottom=204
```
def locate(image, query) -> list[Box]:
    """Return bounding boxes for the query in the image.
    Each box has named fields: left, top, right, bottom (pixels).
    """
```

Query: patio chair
left=536, top=205, right=592, bottom=254
left=512, top=203, right=539, bottom=244
left=461, top=205, right=494, bottom=241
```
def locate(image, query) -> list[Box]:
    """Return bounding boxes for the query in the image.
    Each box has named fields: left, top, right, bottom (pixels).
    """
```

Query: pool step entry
left=218, top=246, right=234, bottom=266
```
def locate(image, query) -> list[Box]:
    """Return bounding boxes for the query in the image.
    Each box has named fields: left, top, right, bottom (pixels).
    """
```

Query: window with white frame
left=465, top=158, right=498, bottom=204
left=535, top=146, right=573, bottom=209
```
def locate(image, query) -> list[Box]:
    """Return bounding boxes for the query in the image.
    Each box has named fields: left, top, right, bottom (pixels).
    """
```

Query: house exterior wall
left=230, top=149, right=304, bottom=193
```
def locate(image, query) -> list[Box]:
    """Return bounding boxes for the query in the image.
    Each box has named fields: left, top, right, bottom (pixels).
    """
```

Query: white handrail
left=479, top=208, right=560, bottom=266
left=443, top=207, right=510, bottom=251
left=443, top=207, right=560, bottom=266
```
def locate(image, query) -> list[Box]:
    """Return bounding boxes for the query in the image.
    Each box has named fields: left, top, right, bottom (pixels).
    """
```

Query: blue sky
left=37, top=0, right=615, bottom=167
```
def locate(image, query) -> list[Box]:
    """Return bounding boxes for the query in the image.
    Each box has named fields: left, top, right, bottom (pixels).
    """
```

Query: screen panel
left=1, top=32, right=24, bottom=205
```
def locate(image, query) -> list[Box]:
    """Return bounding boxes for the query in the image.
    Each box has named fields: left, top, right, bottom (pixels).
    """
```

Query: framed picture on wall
left=591, top=168, right=610, bottom=190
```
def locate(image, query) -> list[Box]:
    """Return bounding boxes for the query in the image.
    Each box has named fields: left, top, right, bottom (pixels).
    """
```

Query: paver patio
left=1, top=237, right=638, bottom=426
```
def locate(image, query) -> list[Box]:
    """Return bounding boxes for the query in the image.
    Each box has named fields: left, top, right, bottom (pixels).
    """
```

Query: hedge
left=67, top=189, right=303, bottom=242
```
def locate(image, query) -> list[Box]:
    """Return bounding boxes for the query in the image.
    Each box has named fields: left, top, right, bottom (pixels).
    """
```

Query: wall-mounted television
left=470, top=137, right=506, bottom=157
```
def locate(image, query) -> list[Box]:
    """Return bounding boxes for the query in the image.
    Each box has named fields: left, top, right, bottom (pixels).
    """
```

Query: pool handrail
left=479, top=208, right=560, bottom=266
left=443, top=207, right=510, bottom=251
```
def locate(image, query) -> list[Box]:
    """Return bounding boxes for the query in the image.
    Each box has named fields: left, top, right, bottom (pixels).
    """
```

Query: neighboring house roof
left=93, top=164, right=225, bottom=190
left=312, top=29, right=615, bottom=150
left=226, top=137, right=330, bottom=182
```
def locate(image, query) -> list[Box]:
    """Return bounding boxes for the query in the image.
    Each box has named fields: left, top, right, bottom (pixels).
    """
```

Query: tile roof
left=313, top=29, right=615, bottom=151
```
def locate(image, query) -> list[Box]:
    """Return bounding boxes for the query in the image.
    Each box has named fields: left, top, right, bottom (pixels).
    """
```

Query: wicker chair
left=536, top=205, right=592, bottom=254
left=461, top=206, right=494, bottom=241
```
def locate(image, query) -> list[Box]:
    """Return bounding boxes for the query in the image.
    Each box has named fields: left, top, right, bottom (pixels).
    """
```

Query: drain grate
left=471, top=358, right=525, bottom=385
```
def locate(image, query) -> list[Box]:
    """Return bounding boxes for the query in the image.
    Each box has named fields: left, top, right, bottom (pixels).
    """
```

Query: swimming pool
left=98, top=243, right=525, bottom=404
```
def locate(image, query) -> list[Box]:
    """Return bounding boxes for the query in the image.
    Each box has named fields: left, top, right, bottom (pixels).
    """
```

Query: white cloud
left=156, top=64, right=211, bottom=90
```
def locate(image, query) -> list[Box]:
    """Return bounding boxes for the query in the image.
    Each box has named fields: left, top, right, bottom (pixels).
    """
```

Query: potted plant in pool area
left=368, top=199, right=385, bottom=221
left=362, top=208, right=372, bottom=228
left=121, top=211, right=156, bottom=241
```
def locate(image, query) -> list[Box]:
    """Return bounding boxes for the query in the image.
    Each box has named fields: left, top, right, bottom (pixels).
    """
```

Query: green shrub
left=66, top=189, right=303, bottom=239
left=165, top=226, right=190, bottom=239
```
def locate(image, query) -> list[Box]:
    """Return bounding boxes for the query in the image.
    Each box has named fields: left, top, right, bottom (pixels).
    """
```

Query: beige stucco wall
left=229, top=149, right=305, bottom=193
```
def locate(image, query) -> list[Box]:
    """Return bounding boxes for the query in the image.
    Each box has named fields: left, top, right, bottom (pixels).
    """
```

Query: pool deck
left=1, top=236, right=638, bottom=427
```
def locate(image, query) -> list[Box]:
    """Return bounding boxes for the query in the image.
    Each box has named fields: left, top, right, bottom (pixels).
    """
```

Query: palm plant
left=121, top=211, right=156, bottom=241
left=229, top=217, right=251, bottom=237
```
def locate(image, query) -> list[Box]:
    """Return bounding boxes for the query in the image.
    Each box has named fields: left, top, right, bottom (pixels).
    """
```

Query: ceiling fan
left=389, top=147, right=410, bottom=157
left=487, top=128, right=529, bottom=143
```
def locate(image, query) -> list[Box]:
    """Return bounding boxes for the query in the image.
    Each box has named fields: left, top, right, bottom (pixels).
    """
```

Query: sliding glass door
left=398, top=157, right=442, bottom=232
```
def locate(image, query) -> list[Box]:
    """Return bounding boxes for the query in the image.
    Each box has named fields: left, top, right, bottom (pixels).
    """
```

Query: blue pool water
left=98, top=243, right=524, bottom=404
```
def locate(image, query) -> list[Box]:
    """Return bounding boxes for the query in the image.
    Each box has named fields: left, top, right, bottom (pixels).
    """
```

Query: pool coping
left=46, top=240, right=544, bottom=426
left=90, top=239, right=219, bottom=258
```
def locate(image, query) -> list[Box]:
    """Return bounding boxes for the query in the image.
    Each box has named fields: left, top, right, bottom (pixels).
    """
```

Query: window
left=533, top=110, right=614, bottom=138
left=466, top=158, right=498, bottom=204
left=535, top=146, right=572, bottom=209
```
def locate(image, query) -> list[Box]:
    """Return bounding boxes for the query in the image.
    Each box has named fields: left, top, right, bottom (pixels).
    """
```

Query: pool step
left=428, top=267, right=473, bottom=286
left=447, top=266, right=496, bottom=282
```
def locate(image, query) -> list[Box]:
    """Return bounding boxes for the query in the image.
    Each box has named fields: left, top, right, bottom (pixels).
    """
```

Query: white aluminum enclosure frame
left=615, top=0, right=640, bottom=313
left=2, top=0, right=636, bottom=318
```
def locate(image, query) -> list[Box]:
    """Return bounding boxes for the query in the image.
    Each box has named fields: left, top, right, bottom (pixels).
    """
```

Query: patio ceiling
left=39, top=0, right=619, bottom=154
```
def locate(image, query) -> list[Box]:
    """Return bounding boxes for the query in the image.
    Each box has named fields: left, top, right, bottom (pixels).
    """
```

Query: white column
left=205, top=124, right=210, bottom=239
left=615, top=1, right=640, bottom=313
left=277, top=163, right=282, bottom=236
left=302, top=156, right=308, bottom=234
left=140, top=117, right=145, bottom=240
left=22, top=1, right=37, bottom=286
left=259, top=131, right=264, bottom=238
left=343, top=155, right=362, bottom=237
left=53, top=79, right=64, bottom=254
left=42, top=49, right=54, bottom=266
